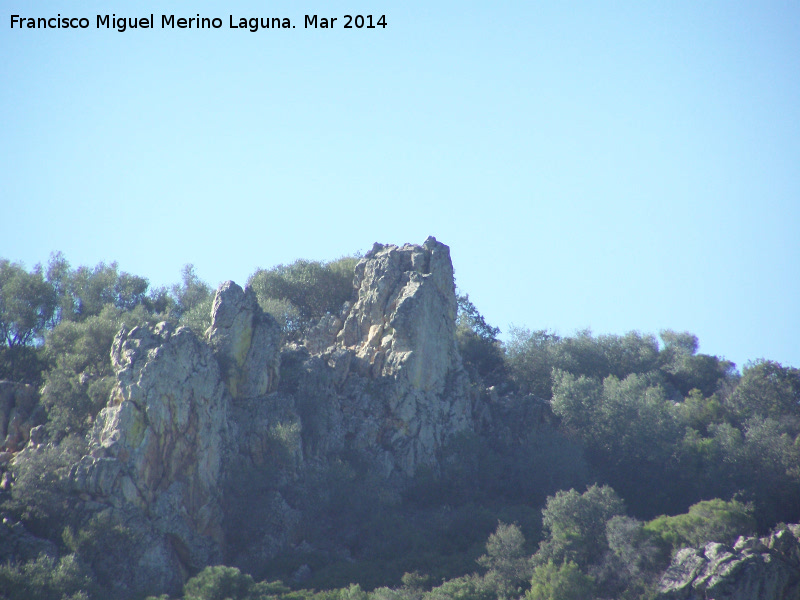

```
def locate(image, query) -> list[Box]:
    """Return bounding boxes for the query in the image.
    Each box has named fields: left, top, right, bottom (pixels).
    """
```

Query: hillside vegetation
left=0, top=249, right=798, bottom=600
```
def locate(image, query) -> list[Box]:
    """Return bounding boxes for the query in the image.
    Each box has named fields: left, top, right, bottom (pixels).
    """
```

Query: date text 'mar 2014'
left=305, top=15, right=386, bottom=29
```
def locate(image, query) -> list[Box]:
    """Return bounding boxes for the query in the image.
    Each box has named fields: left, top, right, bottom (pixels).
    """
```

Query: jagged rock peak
left=335, top=236, right=461, bottom=392
left=207, top=280, right=281, bottom=399
left=657, top=524, right=800, bottom=600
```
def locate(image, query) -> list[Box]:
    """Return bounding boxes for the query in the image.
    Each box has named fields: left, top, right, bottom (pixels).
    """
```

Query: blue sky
left=2, top=1, right=798, bottom=370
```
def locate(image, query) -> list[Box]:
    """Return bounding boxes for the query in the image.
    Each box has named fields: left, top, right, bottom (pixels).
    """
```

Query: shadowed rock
left=657, top=525, right=800, bottom=600
left=207, top=281, right=281, bottom=399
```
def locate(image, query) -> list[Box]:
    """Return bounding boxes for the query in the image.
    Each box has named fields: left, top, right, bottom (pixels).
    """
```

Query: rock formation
left=307, top=236, right=474, bottom=475
left=207, top=281, right=282, bottom=399
left=5, top=237, right=480, bottom=595
left=71, top=321, right=229, bottom=592
left=657, top=524, right=800, bottom=600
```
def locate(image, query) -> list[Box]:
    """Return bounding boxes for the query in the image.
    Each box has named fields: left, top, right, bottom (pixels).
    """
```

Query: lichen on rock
left=657, top=525, right=800, bottom=600
left=73, top=320, right=229, bottom=579
left=206, top=281, right=281, bottom=399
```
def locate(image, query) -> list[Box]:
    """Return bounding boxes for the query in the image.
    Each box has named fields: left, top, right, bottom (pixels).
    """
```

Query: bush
left=183, top=565, right=255, bottom=600
left=526, top=560, right=595, bottom=600
left=5, top=435, right=86, bottom=536
left=644, top=498, right=756, bottom=551
left=534, top=485, right=625, bottom=569
left=247, top=256, right=358, bottom=333
left=0, top=553, right=94, bottom=600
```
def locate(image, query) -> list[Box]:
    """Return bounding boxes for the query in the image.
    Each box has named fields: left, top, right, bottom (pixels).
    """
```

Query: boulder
left=657, top=525, right=800, bottom=600
left=207, top=281, right=282, bottom=399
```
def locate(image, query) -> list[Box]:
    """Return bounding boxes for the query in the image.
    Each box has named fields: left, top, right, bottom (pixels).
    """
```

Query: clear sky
left=2, top=1, right=798, bottom=370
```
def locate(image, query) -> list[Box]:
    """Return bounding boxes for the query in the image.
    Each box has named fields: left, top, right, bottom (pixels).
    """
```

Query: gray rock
left=207, top=281, right=282, bottom=399
left=657, top=525, right=800, bottom=600
left=79, top=321, right=229, bottom=574
left=334, top=237, right=474, bottom=475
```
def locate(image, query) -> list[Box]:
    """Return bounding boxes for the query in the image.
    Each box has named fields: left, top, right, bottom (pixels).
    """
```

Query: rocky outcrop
left=337, top=236, right=460, bottom=390
left=657, top=525, right=800, bottom=600
left=0, top=381, right=42, bottom=452
left=71, top=321, right=229, bottom=584
left=207, top=281, right=281, bottom=400
left=51, top=237, right=479, bottom=594
left=300, top=237, right=474, bottom=476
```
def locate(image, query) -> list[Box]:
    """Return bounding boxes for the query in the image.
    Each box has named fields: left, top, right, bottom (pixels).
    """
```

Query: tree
left=726, top=360, right=800, bottom=423
left=42, top=304, right=156, bottom=438
left=659, top=330, right=735, bottom=398
left=603, top=515, right=665, bottom=585
left=477, top=522, right=532, bottom=599
left=247, top=256, right=358, bottom=332
left=526, top=560, right=595, bottom=600
left=65, top=262, right=148, bottom=320
left=456, top=294, right=505, bottom=386
left=171, top=264, right=213, bottom=318
left=0, top=259, right=57, bottom=347
left=0, top=553, right=94, bottom=600
left=535, top=485, right=625, bottom=569
left=505, top=327, right=559, bottom=398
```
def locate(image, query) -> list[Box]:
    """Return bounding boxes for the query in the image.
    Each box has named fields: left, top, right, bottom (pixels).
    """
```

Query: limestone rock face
left=50, top=237, right=480, bottom=593
left=657, top=525, right=800, bottom=600
left=337, top=236, right=460, bottom=390
left=302, top=237, right=474, bottom=476
left=73, top=321, right=229, bottom=572
left=207, top=281, right=281, bottom=399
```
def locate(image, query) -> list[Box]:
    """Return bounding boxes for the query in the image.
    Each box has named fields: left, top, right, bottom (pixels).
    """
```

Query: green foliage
left=555, top=329, right=660, bottom=383
left=644, top=498, right=756, bottom=551
left=659, top=330, right=735, bottom=398
left=535, top=485, right=625, bottom=569
left=179, top=295, right=214, bottom=336
left=506, top=328, right=661, bottom=400
left=726, top=359, right=800, bottom=423
left=603, top=516, right=666, bottom=583
left=0, top=259, right=57, bottom=347
left=61, top=260, right=149, bottom=321
left=247, top=256, right=358, bottom=332
left=505, top=328, right=560, bottom=399
left=171, top=264, right=213, bottom=317
left=183, top=565, right=256, bottom=600
left=0, top=553, right=94, bottom=600
left=550, top=371, right=682, bottom=515
left=526, top=560, right=595, bottom=600
left=406, top=429, right=588, bottom=512
left=424, top=575, right=495, bottom=600
left=0, top=344, right=48, bottom=385
left=477, top=522, right=532, bottom=599
left=5, top=435, right=85, bottom=536
left=456, top=295, right=500, bottom=342
left=62, top=511, right=137, bottom=593
left=456, top=329, right=506, bottom=387
left=677, top=389, right=725, bottom=434
left=41, top=304, right=155, bottom=438
left=257, top=297, right=303, bottom=335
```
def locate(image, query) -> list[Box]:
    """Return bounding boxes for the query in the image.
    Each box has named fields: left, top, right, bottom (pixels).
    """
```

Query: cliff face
left=60, top=237, right=477, bottom=593
left=657, top=525, right=800, bottom=600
